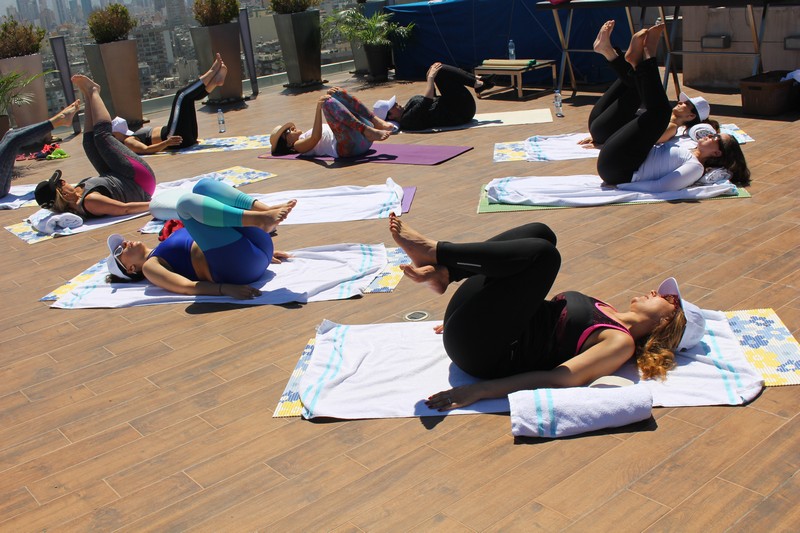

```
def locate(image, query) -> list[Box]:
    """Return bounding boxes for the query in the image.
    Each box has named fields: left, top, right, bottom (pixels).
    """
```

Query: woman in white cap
left=269, top=88, right=392, bottom=158
left=111, top=54, right=228, bottom=155
left=35, top=75, right=156, bottom=218
left=388, top=215, right=705, bottom=411
left=588, top=22, right=749, bottom=192
left=0, top=100, right=79, bottom=198
left=372, top=62, right=493, bottom=131
left=106, top=177, right=294, bottom=299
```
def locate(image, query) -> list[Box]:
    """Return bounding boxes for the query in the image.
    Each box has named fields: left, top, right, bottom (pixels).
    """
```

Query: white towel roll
left=509, top=384, right=653, bottom=438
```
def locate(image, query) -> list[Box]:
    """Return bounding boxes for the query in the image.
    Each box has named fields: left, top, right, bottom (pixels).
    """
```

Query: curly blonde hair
left=635, top=308, right=686, bottom=380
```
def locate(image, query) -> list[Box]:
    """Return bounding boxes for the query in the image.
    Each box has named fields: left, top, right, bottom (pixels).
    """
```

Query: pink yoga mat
left=259, top=144, right=473, bottom=166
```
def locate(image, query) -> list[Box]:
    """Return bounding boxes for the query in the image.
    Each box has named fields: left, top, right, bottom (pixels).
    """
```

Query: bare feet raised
left=643, top=23, right=664, bottom=60
left=371, top=114, right=396, bottom=132
left=201, top=53, right=223, bottom=87
left=389, top=213, right=437, bottom=266
left=72, top=74, right=100, bottom=95
left=50, top=100, right=81, bottom=128
left=400, top=263, right=450, bottom=294
left=249, top=201, right=294, bottom=233
left=365, top=126, right=391, bottom=142
left=593, top=20, right=617, bottom=61
left=624, top=27, right=647, bottom=69
left=211, top=58, right=228, bottom=88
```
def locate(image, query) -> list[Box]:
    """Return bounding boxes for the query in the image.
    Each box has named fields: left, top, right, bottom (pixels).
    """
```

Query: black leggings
left=432, top=64, right=478, bottom=126
left=440, top=223, right=561, bottom=379
left=164, top=79, right=209, bottom=148
left=595, top=57, right=672, bottom=185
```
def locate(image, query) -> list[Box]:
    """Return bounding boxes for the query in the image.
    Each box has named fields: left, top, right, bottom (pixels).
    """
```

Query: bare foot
left=50, top=100, right=81, bottom=127
left=625, top=28, right=647, bottom=69
left=400, top=264, right=450, bottom=294
left=257, top=204, right=292, bottom=233
left=72, top=74, right=100, bottom=95
left=389, top=213, right=437, bottom=266
left=371, top=115, right=396, bottom=132
left=365, top=126, right=391, bottom=142
left=643, top=23, right=665, bottom=60
left=211, top=59, right=228, bottom=88
left=201, top=53, right=223, bottom=87
left=593, top=20, right=617, bottom=61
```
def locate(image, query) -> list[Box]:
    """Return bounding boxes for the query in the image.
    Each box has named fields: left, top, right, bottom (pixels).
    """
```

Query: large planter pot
left=350, top=39, right=369, bottom=76
left=363, top=43, right=392, bottom=82
left=0, top=53, right=48, bottom=130
left=190, top=22, right=244, bottom=104
left=274, top=10, right=322, bottom=88
left=84, top=40, right=143, bottom=126
left=0, top=115, right=10, bottom=138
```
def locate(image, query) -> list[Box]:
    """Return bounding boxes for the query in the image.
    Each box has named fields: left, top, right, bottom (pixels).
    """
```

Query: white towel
left=508, top=384, right=653, bottom=438
left=51, top=243, right=387, bottom=309
left=486, top=175, right=737, bottom=207
left=28, top=210, right=83, bottom=234
left=522, top=133, right=600, bottom=161
left=0, top=184, right=36, bottom=210
left=142, top=179, right=404, bottom=232
left=295, top=309, right=762, bottom=420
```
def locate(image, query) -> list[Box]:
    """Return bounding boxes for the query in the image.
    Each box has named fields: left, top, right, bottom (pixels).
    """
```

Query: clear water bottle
left=553, top=89, right=563, bottom=117
left=217, top=108, right=226, bottom=133
left=508, top=39, right=516, bottom=60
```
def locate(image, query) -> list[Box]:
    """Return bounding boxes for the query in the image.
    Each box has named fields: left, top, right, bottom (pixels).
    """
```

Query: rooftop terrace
left=1, top=69, right=798, bottom=531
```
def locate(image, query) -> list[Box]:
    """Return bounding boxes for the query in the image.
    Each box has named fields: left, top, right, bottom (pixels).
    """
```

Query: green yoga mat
left=476, top=185, right=751, bottom=213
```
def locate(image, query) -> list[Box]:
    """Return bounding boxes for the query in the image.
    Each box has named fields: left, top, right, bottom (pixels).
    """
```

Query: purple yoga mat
left=259, top=143, right=473, bottom=166
left=401, top=186, right=416, bottom=213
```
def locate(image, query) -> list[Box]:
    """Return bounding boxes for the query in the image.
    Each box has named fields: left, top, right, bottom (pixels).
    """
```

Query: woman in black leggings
left=590, top=22, right=749, bottom=191
left=372, top=62, right=494, bottom=131
left=389, top=214, right=706, bottom=411
left=111, top=53, right=228, bottom=154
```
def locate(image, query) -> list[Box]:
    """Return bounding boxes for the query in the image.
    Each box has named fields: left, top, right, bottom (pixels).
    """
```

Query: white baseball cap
left=373, top=95, right=396, bottom=120
left=106, top=233, right=132, bottom=280
left=111, top=116, right=134, bottom=136
left=658, top=277, right=706, bottom=352
left=688, top=123, right=716, bottom=141
left=679, top=92, right=710, bottom=121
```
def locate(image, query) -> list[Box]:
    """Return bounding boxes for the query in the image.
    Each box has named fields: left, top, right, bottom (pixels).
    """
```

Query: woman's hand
left=220, top=283, right=261, bottom=300
left=577, top=136, right=594, bottom=145
left=271, top=250, right=291, bottom=264
left=317, top=94, right=331, bottom=105
left=426, top=62, right=443, bottom=81
left=327, top=87, right=344, bottom=96
left=433, top=324, right=444, bottom=334
left=165, top=135, right=182, bottom=147
left=426, top=383, right=484, bottom=411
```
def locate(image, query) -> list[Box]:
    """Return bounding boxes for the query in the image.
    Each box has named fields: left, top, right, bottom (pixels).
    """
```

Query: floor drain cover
left=404, top=311, right=429, bottom=321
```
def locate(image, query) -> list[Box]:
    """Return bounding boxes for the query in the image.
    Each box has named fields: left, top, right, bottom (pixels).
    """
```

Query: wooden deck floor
left=1, top=69, right=798, bottom=531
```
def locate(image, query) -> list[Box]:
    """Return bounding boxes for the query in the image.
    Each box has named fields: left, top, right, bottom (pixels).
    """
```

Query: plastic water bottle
left=217, top=108, right=226, bottom=133
left=554, top=89, right=563, bottom=117
left=508, top=39, right=516, bottom=60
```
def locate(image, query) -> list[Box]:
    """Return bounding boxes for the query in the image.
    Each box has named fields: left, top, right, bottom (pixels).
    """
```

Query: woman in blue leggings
left=269, top=88, right=393, bottom=158
left=106, top=178, right=296, bottom=299
left=0, top=100, right=80, bottom=198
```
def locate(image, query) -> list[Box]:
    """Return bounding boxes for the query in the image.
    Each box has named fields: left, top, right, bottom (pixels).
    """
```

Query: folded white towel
left=508, top=383, right=653, bottom=438
left=28, top=210, right=83, bottom=234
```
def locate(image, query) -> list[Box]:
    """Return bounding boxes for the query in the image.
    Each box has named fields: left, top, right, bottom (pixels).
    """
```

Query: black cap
left=34, top=169, right=63, bottom=208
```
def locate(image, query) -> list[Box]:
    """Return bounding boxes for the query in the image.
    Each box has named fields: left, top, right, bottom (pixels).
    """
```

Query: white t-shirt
left=621, top=140, right=703, bottom=193
left=299, top=124, right=338, bottom=157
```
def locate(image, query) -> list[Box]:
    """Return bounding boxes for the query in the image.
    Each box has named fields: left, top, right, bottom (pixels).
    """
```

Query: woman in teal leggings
left=106, top=178, right=295, bottom=299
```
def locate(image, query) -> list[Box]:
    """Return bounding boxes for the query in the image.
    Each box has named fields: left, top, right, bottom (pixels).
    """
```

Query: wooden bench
left=473, top=59, right=557, bottom=100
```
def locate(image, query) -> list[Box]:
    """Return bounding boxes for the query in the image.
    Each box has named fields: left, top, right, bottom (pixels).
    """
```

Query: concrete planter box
left=274, top=10, right=322, bottom=88
left=190, top=22, right=244, bottom=104
left=84, top=40, right=143, bottom=126
left=0, top=53, right=48, bottom=130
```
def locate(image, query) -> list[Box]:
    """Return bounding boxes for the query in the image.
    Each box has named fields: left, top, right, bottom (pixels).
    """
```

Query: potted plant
left=0, top=71, right=45, bottom=137
left=0, top=17, right=49, bottom=131
left=324, top=10, right=413, bottom=82
left=323, top=6, right=368, bottom=75
left=190, top=0, right=243, bottom=104
left=271, top=0, right=323, bottom=88
left=85, top=4, right=143, bottom=126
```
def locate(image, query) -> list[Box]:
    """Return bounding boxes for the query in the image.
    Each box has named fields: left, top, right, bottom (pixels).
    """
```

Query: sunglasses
left=659, top=293, right=680, bottom=309
left=113, top=244, right=124, bottom=259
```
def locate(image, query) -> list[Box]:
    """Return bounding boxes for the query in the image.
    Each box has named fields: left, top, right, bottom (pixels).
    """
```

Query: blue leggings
left=0, top=120, right=53, bottom=197
left=176, top=178, right=274, bottom=284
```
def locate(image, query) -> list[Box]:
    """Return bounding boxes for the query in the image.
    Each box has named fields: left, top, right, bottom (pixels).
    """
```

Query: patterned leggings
left=176, top=178, right=274, bottom=284
left=0, top=120, right=53, bottom=197
left=322, top=91, right=377, bottom=157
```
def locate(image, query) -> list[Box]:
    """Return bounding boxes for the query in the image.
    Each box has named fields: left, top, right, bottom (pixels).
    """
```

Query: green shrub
left=88, top=4, right=137, bottom=44
left=193, top=0, right=240, bottom=26
left=270, top=0, right=320, bottom=15
left=0, top=16, right=45, bottom=59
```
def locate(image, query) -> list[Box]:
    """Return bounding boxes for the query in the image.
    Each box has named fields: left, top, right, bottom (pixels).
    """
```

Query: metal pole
left=48, top=35, right=80, bottom=134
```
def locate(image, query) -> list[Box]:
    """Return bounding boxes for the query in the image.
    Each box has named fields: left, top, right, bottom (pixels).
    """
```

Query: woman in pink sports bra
left=388, top=215, right=706, bottom=411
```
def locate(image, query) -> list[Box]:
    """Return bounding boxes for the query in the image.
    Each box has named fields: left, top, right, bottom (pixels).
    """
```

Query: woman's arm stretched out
left=142, top=257, right=262, bottom=299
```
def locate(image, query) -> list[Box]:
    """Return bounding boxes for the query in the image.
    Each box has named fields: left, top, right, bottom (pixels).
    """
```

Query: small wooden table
left=473, top=59, right=557, bottom=100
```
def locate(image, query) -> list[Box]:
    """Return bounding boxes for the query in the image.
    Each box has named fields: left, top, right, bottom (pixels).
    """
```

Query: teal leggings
left=176, top=178, right=274, bottom=284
